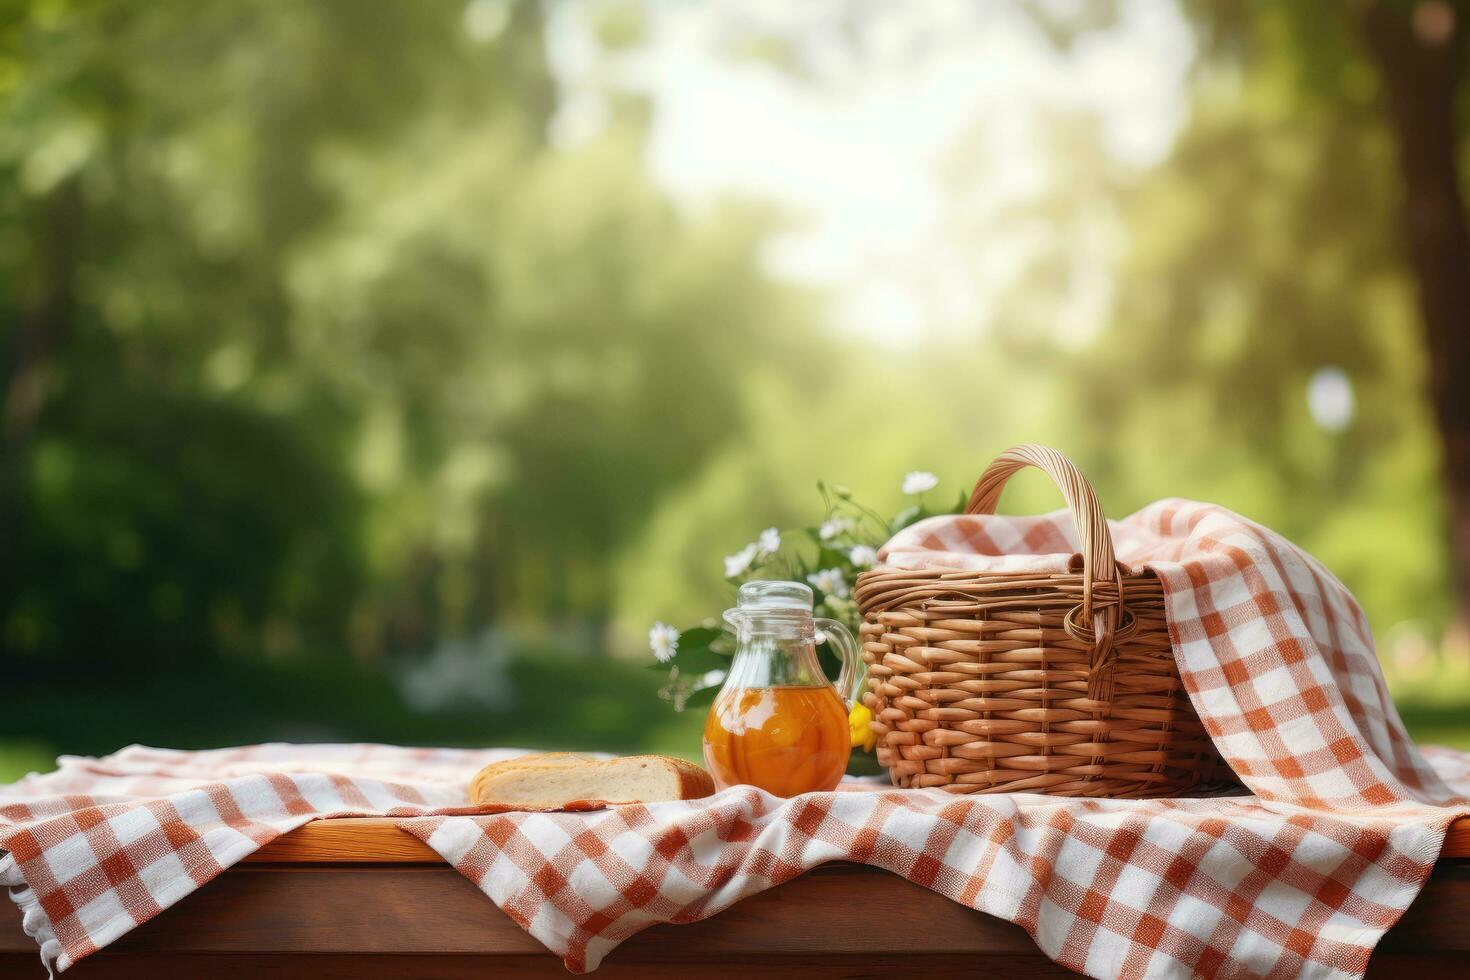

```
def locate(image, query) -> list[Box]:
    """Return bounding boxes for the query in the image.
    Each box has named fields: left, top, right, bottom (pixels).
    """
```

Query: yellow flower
left=848, top=702, right=877, bottom=752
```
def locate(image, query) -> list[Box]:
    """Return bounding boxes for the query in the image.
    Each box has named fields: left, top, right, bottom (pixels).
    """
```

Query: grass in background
left=1382, top=638, right=1470, bottom=750
left=2, top=643, right=1465, bottom=785
left=0, top=648, right=707, bottom=784
left=0, top=739, right=58, bottom=783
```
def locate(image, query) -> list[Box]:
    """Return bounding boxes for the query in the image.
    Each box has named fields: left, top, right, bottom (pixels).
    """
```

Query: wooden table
left=3, top=817, right=1469, bottom=978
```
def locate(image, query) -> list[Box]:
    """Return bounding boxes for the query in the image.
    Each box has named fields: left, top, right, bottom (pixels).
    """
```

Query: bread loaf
left=469, top=754, right=715, bottom=808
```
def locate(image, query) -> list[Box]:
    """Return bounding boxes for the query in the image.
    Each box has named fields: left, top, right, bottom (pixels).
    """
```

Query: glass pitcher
left=702, top=581, right=861, bottom=797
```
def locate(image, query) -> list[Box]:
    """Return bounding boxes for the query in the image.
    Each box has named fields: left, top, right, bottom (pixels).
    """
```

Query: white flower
left=757, top=526, right=781, bottom=555
left=724, top=543, right=758, bottom=578
left=697, top=668, right=727, bottom=690
left=902, top=471, right=939, bottom=495
left=848, top=545, right=878, bottom=568
left=806, top=567, right=849, bottom=599
left=823, top=594, right=851, bottom=616
left=819, top=516, right=853, bottom=541
left=648, top=622, right=680, bottom=663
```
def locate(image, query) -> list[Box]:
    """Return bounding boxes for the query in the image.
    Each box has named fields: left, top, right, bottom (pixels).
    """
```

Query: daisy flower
left=902, top=471, right=938, bottom=495
left=819, top=516, right=853, bottom=541
left=724, top=543, right=758, bottom=578
left=849, top=545, right=878, bottom=568
left=806, top=567, right=850, bottom=599
left=648, top=622, right=680, bottom=663
left=757, top=527, right=781, bottom=555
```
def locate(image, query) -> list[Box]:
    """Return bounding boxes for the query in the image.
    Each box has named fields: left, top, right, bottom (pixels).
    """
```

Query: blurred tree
left=0, top=0, right=805, bottom=674
left=0, top=0, right=479, bottom=668
left=973, top=0, right=1470, bottom=634
left=1342, top=0, right=1470, bottom=631
left=1166, top=0, right=1470, bottom=626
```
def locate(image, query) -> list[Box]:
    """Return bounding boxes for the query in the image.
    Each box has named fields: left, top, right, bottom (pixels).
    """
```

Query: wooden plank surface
left=247, top=813, right=1470, bottom=864
left=3, top=952, right=1463, bottom=980
left=3, top=860, right=1467, bottom=977
left=0, top=952, right=1089, bottom=978
left=248, top=817, right=440, bottom=862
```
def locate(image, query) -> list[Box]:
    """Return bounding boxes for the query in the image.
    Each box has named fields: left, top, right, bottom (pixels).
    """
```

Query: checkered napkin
left=2, top=501, right=1467, bottom=978
left=880, top=499, right=1457, bottom=809
left=0, top=744, right=532, bottom=972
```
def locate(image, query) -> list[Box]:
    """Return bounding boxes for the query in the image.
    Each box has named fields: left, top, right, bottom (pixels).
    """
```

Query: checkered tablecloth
left=4, top=499, right=1468, bottom=977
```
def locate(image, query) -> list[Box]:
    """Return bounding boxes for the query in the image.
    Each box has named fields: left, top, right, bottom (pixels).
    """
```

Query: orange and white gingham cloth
left=3, top=500, right=1469, bottom=977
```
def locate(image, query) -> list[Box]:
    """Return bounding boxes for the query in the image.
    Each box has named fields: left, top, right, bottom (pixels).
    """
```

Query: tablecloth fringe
left=2, top=851, right=60, bottom=977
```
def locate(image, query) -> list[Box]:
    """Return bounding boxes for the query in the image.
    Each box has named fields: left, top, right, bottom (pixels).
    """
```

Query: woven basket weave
left=854, top=444, right=1229, bottom=798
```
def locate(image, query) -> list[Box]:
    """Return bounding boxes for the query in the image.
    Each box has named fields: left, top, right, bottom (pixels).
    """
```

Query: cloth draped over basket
left=2, top=445, right=1468, bottom=978
left=858, top=445, right=1451, bottom=809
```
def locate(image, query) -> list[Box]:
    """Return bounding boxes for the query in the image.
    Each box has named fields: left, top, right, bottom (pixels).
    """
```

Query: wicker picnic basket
left=854, top=444, right=1229, bottom=798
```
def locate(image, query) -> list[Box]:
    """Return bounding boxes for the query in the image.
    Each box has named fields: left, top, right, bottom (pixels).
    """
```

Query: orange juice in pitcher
left=702, top=581, right=861, bottom=797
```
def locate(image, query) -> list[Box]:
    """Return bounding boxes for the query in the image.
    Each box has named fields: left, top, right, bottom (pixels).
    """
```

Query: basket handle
left=966, top=444, right=1123, bottom=691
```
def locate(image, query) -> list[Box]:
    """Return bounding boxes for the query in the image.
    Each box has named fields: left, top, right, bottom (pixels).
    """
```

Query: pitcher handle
left=815, top=618, right=863, bottom=706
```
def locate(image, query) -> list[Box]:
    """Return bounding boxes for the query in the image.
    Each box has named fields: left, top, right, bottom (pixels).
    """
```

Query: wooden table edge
left=249, top=813, right=1470, bottom=864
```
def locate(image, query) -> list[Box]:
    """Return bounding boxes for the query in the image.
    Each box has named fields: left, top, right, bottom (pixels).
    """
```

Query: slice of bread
left=468, top=752, right=597, bottom=803
left=469, top=754, right=715, bottom=808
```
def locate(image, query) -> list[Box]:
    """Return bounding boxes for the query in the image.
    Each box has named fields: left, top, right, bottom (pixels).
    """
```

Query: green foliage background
left=1, top=0, right=1465, bottom=780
